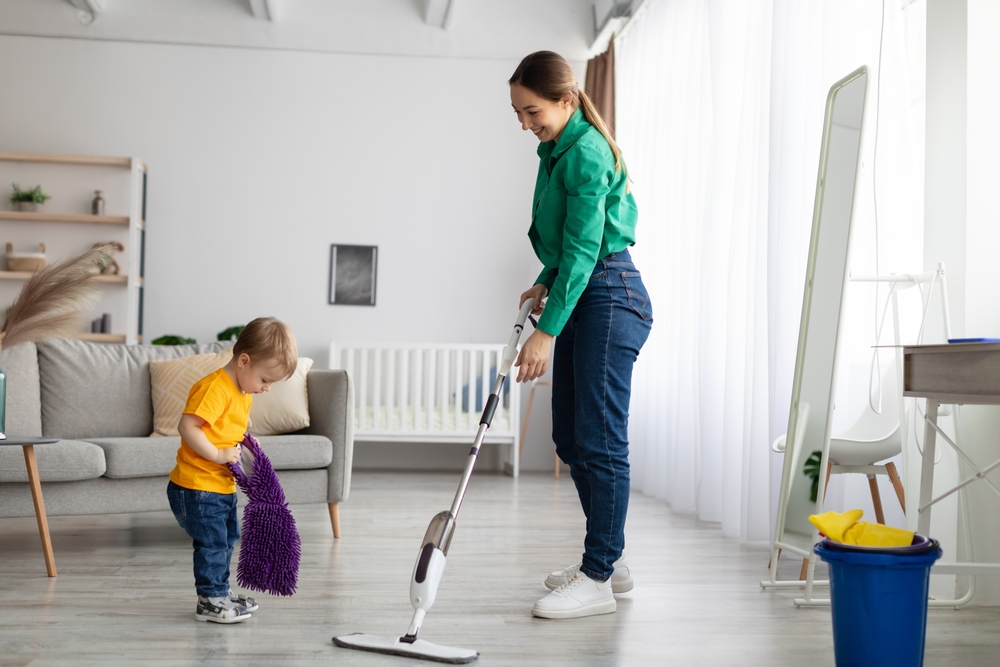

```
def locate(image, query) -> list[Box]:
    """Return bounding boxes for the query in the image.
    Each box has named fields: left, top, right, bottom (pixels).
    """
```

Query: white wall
left=0, top=1, right=590, bottom=472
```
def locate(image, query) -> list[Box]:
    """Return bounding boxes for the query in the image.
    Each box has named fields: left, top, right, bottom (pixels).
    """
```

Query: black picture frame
left=329, top=244, right=378, bottom=306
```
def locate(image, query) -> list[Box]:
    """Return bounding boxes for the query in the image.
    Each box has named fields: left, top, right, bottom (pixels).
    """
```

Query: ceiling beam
left=424, top=0, right=456, bottom=30
left=248, top=0, right=279, bottom=22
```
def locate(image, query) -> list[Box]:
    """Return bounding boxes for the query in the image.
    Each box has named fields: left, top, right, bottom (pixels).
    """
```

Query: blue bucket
left=814, top=537, right=941, bottom=667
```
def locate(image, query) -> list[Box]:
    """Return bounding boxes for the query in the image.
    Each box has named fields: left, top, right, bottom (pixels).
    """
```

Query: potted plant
left=10, top=183, right=51, bottom=212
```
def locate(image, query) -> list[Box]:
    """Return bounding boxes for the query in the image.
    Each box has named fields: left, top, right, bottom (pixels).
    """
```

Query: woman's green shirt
left=528, top=108, right=638, bottom=336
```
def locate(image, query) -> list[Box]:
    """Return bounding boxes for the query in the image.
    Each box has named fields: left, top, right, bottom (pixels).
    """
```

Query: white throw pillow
left=249, top=357, right=313, bottom=436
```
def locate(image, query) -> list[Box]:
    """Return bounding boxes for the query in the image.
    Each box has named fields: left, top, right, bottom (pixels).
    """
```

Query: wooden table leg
left=22, top=444, right=57, bottom=577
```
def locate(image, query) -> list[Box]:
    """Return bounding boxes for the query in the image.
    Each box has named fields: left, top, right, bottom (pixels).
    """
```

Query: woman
left=510, top=51, right=653, bottom=620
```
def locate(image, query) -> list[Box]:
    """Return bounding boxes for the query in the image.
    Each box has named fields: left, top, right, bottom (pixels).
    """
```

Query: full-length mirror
left=766, top=66, right=868, bottom=583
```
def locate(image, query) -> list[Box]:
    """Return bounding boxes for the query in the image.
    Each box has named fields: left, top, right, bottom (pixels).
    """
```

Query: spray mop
left=333, top=298, right=535, bottom=664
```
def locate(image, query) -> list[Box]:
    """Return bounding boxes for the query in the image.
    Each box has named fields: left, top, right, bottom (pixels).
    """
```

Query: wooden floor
left=1, top=471, right=998, bottom=666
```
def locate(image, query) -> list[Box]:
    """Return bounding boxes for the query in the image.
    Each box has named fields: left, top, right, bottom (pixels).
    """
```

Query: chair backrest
left=834, top=359, right=900, bottom=443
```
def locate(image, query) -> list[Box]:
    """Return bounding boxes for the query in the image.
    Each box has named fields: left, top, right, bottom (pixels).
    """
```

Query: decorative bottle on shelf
left=91, top=190, right=105, bottom=216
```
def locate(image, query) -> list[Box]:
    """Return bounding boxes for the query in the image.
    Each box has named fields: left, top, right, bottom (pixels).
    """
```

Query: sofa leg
left=328, top=502, right=341, bottom=539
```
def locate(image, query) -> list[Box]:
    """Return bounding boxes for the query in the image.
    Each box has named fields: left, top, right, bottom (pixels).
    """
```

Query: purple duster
left=228, top=432, right=301, bottom=596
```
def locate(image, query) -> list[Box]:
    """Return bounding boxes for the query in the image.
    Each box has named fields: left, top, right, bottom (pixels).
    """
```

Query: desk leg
left=918, top=400, right=939, bottom=537
left=23, top=445, right=57, bottom=577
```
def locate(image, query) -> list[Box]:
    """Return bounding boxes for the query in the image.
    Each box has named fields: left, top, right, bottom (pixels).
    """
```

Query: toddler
left=166, top=317, right=297, bottom=623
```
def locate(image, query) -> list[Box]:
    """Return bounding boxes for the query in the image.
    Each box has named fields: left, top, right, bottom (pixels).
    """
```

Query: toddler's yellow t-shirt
left=168, top=368, right=253, bottom=494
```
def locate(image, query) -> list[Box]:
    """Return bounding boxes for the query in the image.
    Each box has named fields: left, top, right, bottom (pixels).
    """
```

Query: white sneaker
left=195, top=595, right=252, bottom=624
left=531, top=572, right=616, bottom=619
left=544, top=556, right=634, bottom=594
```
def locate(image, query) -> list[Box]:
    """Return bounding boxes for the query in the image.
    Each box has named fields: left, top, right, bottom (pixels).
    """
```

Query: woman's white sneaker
left=531, top=572, right=616, bottom=619
left=544, top=556, right=634, bottom=594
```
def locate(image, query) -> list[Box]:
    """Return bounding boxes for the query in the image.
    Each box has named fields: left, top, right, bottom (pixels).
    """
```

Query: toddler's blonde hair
left=233, top=317, right=297, bottom=380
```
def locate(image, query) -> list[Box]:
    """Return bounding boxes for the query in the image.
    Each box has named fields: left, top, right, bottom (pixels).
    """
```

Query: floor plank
left=1, top=471, right=998, bottom=666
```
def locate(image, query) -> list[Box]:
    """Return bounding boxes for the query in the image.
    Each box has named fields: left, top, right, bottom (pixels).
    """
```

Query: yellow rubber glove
left=809, top=509, right=915, bottom=547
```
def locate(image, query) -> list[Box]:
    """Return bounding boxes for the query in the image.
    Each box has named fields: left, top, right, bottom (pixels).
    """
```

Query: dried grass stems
left=0, top=244, right=114, bottom=352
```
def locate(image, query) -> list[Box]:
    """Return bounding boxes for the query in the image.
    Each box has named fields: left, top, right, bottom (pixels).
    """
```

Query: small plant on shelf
left=217, top=324, right=245, bottom=342
left=10, top=183, right=51, bottom=212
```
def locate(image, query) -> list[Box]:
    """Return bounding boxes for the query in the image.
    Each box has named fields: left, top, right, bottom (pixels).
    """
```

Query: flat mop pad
left=228, top=432, right=301, bottom=596
left=333, top=634, right=479, bottom=664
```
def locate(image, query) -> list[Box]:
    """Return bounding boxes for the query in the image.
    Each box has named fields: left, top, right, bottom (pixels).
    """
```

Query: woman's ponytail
left=576, top=88, right=624, bottom=174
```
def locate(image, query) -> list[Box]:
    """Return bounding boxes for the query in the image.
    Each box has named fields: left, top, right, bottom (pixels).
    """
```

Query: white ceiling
left=0, top=0, right=598, bottom=61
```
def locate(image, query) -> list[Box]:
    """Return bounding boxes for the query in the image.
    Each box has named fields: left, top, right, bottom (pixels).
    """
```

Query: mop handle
left=498, top=297, right=535, bottom=377
left=448, top=297, right=535, bottom=520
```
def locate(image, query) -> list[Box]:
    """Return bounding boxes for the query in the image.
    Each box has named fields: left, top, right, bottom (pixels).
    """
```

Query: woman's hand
left=515, top=329, right=554, bottom=383
left=520, top=284, right=548, bottom=317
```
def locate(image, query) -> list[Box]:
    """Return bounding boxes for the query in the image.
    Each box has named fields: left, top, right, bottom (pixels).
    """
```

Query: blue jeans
left=551, top=249, right=652, bottom=582
left=167, top=481, right=240, bottom=598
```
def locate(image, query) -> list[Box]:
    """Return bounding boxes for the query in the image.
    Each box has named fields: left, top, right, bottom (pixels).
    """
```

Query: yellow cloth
left=169, top=368, right=252, bottom=494
left=809, top=509, right=915, bottom=547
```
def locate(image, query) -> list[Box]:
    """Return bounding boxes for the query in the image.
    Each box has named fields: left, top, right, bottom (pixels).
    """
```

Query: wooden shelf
left=0, top=211, right=130, bottom=225
left=0, top=271, right=136, bottom=284
left=0, top=152, right=133, bottom=168
left=69, top=333, right=127, bottom=343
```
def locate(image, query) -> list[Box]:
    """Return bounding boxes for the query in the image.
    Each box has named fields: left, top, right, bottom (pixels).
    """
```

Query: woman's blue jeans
left=551, top=249, right=652, bottom=582
left=167, top=481, right=240, bottom=598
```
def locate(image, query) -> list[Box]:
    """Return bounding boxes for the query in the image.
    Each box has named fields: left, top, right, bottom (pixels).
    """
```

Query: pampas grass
left=0, top=244, right=112, bottom=352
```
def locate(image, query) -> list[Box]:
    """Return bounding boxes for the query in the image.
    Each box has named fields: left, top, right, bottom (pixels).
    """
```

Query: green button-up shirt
left=528, top=108, right=638, bottom=336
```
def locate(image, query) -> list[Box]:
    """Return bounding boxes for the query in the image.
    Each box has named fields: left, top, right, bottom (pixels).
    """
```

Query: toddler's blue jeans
left=167, top=480, right=239, bottom=598
left=551, top=249, right=653, bottom=583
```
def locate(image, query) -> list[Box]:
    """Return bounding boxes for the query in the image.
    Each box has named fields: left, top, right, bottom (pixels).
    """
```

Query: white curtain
left=616, top=0, right=926, bottom=542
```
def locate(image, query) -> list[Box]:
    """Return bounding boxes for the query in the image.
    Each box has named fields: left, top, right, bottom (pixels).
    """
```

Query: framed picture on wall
left=329, top=244, right=378, bottom=306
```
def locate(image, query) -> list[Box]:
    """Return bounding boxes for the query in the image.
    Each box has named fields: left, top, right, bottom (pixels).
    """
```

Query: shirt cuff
left=537, top=303, right=570, bottom=336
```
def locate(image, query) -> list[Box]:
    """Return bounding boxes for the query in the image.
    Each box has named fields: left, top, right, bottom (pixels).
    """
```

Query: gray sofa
left=0, top=339, right=354, bottom=536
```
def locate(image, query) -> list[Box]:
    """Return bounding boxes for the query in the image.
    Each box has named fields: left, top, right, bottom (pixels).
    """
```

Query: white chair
left=826, top=360, right=907, bottom=523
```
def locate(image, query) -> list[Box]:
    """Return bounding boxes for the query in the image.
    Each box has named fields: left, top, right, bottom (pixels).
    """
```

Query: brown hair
left=233, top=317, right=297, bottom=380
left=509, top=50, right=624, bottom=173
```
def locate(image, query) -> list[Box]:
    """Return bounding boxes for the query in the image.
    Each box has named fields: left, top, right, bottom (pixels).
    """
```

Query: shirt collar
left=536, top=107, right=590, bottom=162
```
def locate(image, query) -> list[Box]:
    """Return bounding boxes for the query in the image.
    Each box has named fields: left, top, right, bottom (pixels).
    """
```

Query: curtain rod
left=616, top=0, right=654, bottom=44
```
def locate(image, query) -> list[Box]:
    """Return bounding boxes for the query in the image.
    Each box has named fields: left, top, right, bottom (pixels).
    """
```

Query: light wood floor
left=1, top=471, right=998, bottom=666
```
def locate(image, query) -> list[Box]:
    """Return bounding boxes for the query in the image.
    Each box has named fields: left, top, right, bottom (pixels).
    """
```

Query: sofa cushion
left=0, top=439, right=106, bottom=483
left=251, top=435, right=332, bottom=470
left=250, top=357, right=313, bottom=436
left=0, top=342, right=43, bottom=437
left=85, top=437, right=182, bottom=479
left=149, top=349, right=233, bottom=436
left=84, top=434, right=332, bottom=479
left=37, top=339, right=230, bottom=439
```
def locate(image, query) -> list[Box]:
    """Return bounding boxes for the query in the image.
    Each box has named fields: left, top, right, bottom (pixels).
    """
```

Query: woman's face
left=510, top=84, right=574, bottom=143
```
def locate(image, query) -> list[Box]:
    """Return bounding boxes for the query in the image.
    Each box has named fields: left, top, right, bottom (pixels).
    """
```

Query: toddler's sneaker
left=544, top=556, right=634, bottom=594
left=195, top=595, right=252, bottom=624
left=531, top=572, right=616, bottom=619
left=229, top=592, right=258, bottom=613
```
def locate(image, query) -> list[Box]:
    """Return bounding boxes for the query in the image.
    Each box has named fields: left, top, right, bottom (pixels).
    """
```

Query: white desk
left=903, top=342, right=1000, bottom=577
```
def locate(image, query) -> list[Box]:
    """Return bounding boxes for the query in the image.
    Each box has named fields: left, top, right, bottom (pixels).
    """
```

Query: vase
left=91, top=190, right=105, bottom=216
left=15, top=202, right=39, bottom=212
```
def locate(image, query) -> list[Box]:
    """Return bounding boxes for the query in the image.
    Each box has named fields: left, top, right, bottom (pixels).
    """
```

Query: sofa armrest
left=303, top=369, right=354, bottom=504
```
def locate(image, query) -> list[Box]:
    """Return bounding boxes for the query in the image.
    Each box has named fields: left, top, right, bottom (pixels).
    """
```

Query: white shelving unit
left=0, top=152, right=147, bottom=344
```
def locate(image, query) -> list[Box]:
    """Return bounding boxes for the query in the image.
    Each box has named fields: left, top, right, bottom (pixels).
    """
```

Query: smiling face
left=234, top=354, right=287, bottom=395
left=510, top=84, right=575, bottom=143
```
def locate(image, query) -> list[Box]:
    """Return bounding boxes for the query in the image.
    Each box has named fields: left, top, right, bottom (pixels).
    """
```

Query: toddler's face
left=238, top=358, right=287, bottom=395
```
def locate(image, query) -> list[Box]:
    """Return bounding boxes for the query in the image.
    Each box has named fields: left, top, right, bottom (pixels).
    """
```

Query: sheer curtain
left=616, top=0, right=925, bottom=542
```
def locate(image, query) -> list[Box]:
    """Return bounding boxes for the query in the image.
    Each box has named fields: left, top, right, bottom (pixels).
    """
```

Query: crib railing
left=329, top=342, right=521, bottom=476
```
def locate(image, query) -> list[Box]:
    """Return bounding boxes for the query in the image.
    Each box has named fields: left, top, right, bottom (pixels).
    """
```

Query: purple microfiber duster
left=228, top=432, right=301, bottom=596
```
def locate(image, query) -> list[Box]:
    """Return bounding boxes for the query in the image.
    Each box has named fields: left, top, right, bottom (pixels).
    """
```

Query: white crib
left=329, top=342, right=522, bottom=476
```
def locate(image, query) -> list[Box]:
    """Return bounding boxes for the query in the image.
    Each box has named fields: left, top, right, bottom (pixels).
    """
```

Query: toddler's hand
left=216, top=446, right=241, bottom=465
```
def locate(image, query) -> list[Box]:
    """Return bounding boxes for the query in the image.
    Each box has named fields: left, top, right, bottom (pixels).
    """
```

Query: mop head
left=333, top=634, right=479, bottom=664
left=228, top=432, right=301, bottom=596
